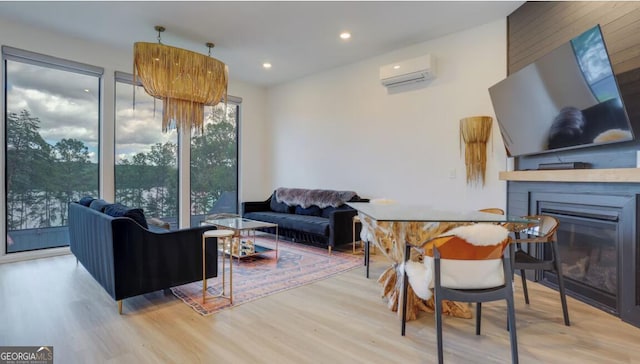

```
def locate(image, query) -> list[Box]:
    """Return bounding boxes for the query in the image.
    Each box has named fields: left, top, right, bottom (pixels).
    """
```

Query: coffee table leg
left=221, top=238, right=226, bottom=295
left=229, top=239, right=233, bottom=304
left=276, top=226, right=279, bottom=261
left=236, top=235, right=241, bottom=264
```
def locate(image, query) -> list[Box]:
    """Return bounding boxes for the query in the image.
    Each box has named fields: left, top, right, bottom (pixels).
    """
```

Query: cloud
left=115, top=89, right=177, bottom=158
left=9, top=86, right=98, bottom=138
left=6, top=60, right=177, bottom=159
left=6, top=61, right=100, bottom=147
left=5, top=60, right=225, bottom=162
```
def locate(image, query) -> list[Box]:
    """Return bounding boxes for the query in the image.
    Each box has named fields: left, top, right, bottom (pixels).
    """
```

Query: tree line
left=7, top=106, right=237, bottom=231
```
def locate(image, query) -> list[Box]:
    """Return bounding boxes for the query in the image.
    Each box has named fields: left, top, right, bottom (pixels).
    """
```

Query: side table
left=202, top=229, right=235, bottom=304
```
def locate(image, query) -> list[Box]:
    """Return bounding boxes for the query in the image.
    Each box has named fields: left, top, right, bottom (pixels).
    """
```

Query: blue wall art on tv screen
left=489, top=25, right=633, bottom=157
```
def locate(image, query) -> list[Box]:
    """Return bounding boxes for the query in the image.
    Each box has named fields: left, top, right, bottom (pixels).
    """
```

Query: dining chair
left=510, top=215, right=570, bottom=326
left=402, top=223, right=518, bottom=363
left=479, top=207, right=505, bottom=215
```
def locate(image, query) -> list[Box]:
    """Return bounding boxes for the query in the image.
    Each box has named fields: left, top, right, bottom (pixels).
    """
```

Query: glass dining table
left=347, top=202, right=535, bottom=328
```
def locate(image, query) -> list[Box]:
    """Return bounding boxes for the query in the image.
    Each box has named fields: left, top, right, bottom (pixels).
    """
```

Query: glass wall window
left=4, top=48, right=102, bottom=253
left=190, top=103, right=239, bottom=226
left=114, top=77, right=178, bottom=228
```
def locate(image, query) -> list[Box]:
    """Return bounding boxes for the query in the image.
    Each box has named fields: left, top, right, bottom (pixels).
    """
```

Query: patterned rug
left=171, top=235, right=362, bottom=316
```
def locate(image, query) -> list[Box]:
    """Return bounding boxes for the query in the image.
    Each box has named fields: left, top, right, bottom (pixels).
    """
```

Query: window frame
left=189, top=101, right=241, bottom=227
left=113, top=71, right=242, bottom=228
left=2, top=46, right=103, bottom=255
left=113, top=71, right=180, bottom=226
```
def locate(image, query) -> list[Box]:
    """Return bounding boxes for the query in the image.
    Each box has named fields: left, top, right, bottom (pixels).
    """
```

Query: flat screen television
left=489, top=25, right=634, bottom=157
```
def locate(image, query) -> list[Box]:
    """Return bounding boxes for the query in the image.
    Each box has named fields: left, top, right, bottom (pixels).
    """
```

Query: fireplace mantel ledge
left=499, top=168, right=640, bottom=183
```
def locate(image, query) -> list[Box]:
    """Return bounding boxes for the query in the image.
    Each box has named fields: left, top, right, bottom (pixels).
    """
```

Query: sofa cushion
left=270, top=195, right=291, bottom=213
left=89, top=199, right=110, bottom=212
left=244, top=211, right=330, bottom=236
left=320, top=205, right=352, bottom=218
left=78, top=196, right=95, bottom=207
left=244, top=211, right=282, bottom=225
left=295, top=205, right=321, bottom=216
left=104, top=203, right=149, bottom=229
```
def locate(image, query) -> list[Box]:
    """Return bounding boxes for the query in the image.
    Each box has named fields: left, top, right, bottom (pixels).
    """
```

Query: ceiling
left=0, top=1, right=523, bottom=87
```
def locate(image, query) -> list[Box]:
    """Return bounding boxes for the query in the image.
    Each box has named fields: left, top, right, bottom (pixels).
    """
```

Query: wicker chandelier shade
left=133, top=27, right=228, bottom=134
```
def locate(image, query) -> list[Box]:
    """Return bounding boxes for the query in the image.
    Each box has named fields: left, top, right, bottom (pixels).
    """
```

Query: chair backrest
left=425, top=224, right=511, bottom=289
left=479, top=207, right=505, bottom=215
left=521, top=214, right=559, bottom=242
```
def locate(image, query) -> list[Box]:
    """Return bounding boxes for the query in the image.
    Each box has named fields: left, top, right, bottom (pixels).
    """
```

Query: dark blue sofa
left=68, top=200, right=218, bottom=313
left=242, top=188, right=366, bottom=252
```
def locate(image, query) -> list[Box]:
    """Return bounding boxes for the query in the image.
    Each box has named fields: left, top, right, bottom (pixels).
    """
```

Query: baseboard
left=0, top=247, right=71, bottom=264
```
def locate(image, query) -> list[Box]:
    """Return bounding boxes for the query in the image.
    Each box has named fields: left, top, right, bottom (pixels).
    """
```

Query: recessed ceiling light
left=340, top=32, right=351, bottom=40
left=263, top=62, right=272, bottom=69
left=83, top=89, right=90, bottom=93
left=393, top=65, right=401, bottom=70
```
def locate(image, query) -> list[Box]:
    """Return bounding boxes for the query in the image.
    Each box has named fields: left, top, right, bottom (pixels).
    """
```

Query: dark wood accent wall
left=506, top=2, right=640, bottom=327
left=508, top=1, right=640, bottom=170
left=508, top=2, right=640, bottom=75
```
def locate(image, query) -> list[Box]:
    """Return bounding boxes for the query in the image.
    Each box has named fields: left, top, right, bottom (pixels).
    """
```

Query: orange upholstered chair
left=403, top=223, right=518, bottom=364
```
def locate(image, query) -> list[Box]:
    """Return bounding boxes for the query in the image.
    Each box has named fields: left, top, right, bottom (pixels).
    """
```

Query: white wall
left=0, top=18, right=267, bottom=260
left=265, top=19, right=509, bottom=211
left=233, top=81, right=270, bottom=201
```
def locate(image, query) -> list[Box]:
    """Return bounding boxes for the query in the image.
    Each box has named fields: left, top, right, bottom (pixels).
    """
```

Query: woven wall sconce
left=134, top=26, right=228, bottom=134
left=460, top=116, right=493, bottom=186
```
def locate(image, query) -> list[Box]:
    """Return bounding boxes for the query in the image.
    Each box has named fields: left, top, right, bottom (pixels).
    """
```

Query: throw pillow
left=103, top=203, right=126, bottom=217
left=270, top=196, right=291, bottom=213
left=125, top=208, right=149, bottom=229
left=89, top=199, right=110, bottom=212
left=104, top=203, right=149, bottom=229
left=78, top=196, right=95, bottom=207
left=295, top=205, right=321, bottom=216
left=321, top=206, right=336, bottom=218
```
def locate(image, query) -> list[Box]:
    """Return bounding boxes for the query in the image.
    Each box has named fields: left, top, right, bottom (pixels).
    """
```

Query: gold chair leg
left=118, top=300, right=123, bottom=315
left=328, top=246, right=332, bottom=255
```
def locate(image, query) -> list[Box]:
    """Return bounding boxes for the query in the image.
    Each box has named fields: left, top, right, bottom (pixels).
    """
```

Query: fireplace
left=514, top=189, right=640, bottom=327
left=539, top=203, right=619, bottom=312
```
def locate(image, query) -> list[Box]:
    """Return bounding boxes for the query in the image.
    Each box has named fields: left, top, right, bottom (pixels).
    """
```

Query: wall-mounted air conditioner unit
left=380, top=54, right=436, bottom=88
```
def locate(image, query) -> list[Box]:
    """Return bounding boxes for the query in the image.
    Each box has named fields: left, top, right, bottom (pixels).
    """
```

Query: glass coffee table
left=203, top=217, right=279, bottom=262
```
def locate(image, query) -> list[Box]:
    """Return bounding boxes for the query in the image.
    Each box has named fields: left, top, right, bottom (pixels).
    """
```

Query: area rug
left=171, top=236, right=362, bottom=316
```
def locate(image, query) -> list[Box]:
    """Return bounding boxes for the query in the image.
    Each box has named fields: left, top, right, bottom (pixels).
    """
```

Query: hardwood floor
left=1, top=252, right=639, bottom=363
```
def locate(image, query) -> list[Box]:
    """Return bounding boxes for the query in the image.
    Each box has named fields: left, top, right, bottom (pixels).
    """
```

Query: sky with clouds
left=114, top=81, right=177, bottom=162
left=6, top=60, right=176, bottom=164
